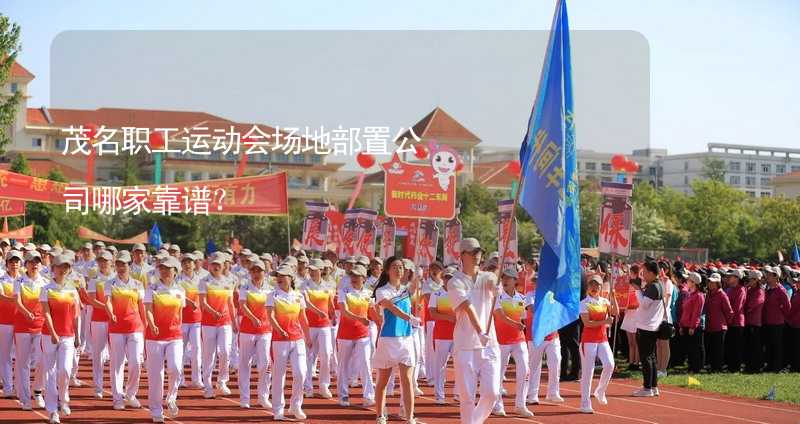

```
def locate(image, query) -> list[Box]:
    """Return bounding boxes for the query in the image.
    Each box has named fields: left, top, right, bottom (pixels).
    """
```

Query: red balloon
left=356, top=152, right=375, bottom=169
left=149, top=131, right=165, bottom=149
left=414, top=144, right=429, bottom=160
left=83, top=123, right=99, bottom=140
left=507, top=160, right=521, bottom=177
left=456, top=161, right=464, bottom=172
left=625, top=160, right=640, bottom=173
left=610, top=154, right=627, bottom=170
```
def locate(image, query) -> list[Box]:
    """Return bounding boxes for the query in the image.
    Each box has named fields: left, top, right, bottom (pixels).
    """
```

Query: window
left=684, top=176, right=689, bottom=185
left=308, top=177, right=321, bottom=189
left=776, top=164, right=786, bottom=174
left=288, top=176, right=305, bottom=188
left=191, top=172, right=202, bottom=181
left=291, top=153, right=305, bottom=164
left=760, top=177, right=771, bottom=186
left=32, top=138, right=42, bottom=148
left=601, top=163, right=611, bottom=171
left=585, top=162, right=596, bottom=171
left=10, top=83, right=18, bottom=93
left=310, top=154, right=321, bottom=164
left=684, top=161, right=689, bottom=171
left=745, top=176, right=756, bottom=186
left=729, top=175, right=741, bottom=185
left=729, top=161, right=740, bottom=171
left=745, top=162, right=756, bottom=173
left=761, top=164, right=771, bottom=174
left=791, top=165, right=800, bottom=173
left=55, top=138, right=66, bottom=151
left=761, top=192, right=771, bottom=198
left=649, top=166, right=657, bottom=176
left=276, top=153, right=289, bottom=163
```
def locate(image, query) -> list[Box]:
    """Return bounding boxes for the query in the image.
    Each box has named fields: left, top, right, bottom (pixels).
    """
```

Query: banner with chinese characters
left=339, top=209, right=358, bottom=259
left=0, top=169, right=288, bottom=216
left=380, top=217, right=396, bottom=260
left=302, top=201, right=330, bottom=252
left=0, top=225, right=34, bottom=239
left=443, top=211, right=462, bottom=267
left=353, top=209, right=378, bottom=258
left=0, top=199, right=25, bottom=217
left=396, top=218, right=419, bottom=261
left=497, top=199, right=518, bottom=272
left=325, top=208, right=344, bottom=254
left=598, top=181, right=634, bottom=257
left=77, top=226, right=148, bottom=244
left=416, top=219, right=439, bottom=267
left=382, top=154, right=456, bottom=220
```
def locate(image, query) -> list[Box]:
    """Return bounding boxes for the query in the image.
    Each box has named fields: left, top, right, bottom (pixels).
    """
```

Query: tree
left=631, top=203, right=665, bottom=249
left=0, top=15, right=22, bottom=155
left=579, top=180, right=601, bottom=248
left=684, top=179, right=749, bottom=258
left=701, top=157, right=727, bottom=182
left=9, top=152, right=30, bottom=175
left=460, top=211, right=497, bottom=253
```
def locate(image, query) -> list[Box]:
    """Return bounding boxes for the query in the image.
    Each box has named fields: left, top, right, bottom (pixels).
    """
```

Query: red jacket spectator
left=725, top=284, right=747, bottom=327
left=705, top=287, right=733, bottom=332
left=744, top=286, right=765, bottom=327
left=788, top=291, right=800, bottom=328
left=763, top=285, right=790, bottom=326
left=679, top=290, right=704, bottom=329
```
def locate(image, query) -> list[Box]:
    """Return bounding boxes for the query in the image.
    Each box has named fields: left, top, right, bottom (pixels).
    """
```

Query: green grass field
left=658, top=372, right=800, bottom=405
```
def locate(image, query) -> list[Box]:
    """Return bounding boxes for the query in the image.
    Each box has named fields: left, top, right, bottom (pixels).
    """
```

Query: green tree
left=0, top=15, right=22, bottom=155
left=460, top=211, right=497, bottom=253
left=631, top=203, right=665, bottom=249
left=579, top=180, right=601, bottom=248
left=701, top=157, right=727, bottom=182
left=684, top=179, right=749, bottom=258
left=9, top=153, right=30, bottom=175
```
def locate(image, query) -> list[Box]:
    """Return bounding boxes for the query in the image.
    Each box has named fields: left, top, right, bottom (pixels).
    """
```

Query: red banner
left=444, top=213, right=462, bottom=267
left=598, top=181, right=634, bottom=257
left=0, top=198, right=25, bottom=217
left=302, top=202, right=330, bottom=252
left=498, top=199, right=519, bottom=272
left=353, top=209, right=378, bottom=258
left=325, top=209, right=344, bottom=254
left=0, top=225, right=34, bottom=239
left=416, top=220, right=439, bottom=267
left=0, top=169, right=289, bottom=216
left=382, top=155, right=456, bottom=220
left=380, top=217, right=396, bottom=260
left=77, top=226, right=148, bottom=244
left=396, top=218, right=420, bottom=261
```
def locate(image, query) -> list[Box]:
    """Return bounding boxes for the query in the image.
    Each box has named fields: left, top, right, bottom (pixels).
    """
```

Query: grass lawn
left=658, top=371, right=800, bottom=405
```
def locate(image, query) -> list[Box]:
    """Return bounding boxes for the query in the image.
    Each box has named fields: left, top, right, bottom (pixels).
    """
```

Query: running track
left=1, top=364, right=798, bottom=423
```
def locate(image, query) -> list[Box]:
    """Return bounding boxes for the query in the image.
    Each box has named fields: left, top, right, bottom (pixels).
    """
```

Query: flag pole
left=286, top=215, right=291, bottom=254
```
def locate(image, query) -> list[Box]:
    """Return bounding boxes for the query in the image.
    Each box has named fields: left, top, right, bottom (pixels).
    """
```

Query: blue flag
left=518, top=0, right=581, bottom=346
left=792, top=242, right=800, bottom=263
left=148, top=223, right=162, bottom=251
left=206, top=239, right=218, bottom=255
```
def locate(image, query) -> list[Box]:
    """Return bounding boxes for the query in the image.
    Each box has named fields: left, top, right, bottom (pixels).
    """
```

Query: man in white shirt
left=447, top=238, right=501, bottom=424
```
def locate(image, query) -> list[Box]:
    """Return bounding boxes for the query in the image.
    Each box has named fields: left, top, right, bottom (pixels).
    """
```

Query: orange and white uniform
left=198, top=274, right=236, bottom=394
left=39, top=281, right=80, bottom=415
left=238, top=281, right=273, bottom=407
left=177, top=271, right=202, bottom=387
left=144, top=281, right=185, bottom=419
left=13, top=273, right=48, bottom=409
left=300, top=278, right=334, bottom=395
left=493, top=290, right=529, bottom=412
left=104, top=276, right=145, bottom=405
left=579, top=295, right=615, bottom=411
left=267, top=287, right=308, bottom=418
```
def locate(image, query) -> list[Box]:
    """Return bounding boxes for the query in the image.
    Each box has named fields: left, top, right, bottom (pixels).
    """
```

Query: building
left=773, top=172, right=800, bottom=198
left=3, top=62, right=351, bottom=204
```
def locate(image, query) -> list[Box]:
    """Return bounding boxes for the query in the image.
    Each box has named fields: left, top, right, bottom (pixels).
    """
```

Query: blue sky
left=5, top=0, right=800, bottom=154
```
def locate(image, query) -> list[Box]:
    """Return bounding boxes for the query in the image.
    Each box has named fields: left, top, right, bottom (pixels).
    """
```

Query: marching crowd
left=0, top=236, right=798, bottom=424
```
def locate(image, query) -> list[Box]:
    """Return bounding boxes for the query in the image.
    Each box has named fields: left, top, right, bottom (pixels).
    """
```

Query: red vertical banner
left=598, top=182, right=634, bottom=257
left=396, top=218, right=419, bottom=261
left=380, top=217, right=396, bottom=260
left=302, top=201, right=330, bottom=252
left=416, top=220, right=439, bottom=267
left=0, top=199, right=26, bottom=217
left=339, top=209, right=358, bottom=259
left=354, top=209, right=378, bottom=258
left=443, top=210, right=462, bottom=267
left=325, top=208, right=344, bottom=253
left=497, top=199, right=519, bottom=272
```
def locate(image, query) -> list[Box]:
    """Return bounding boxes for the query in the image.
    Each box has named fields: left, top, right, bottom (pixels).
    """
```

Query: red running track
left=1, top=363, right=798, bottom=423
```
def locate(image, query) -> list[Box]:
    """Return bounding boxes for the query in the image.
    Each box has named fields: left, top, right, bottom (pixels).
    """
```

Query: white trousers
left=496, top=342, right=529, bottom=410
left=14, top=332, right=44, bottom=407
left=272, top=340, right=307, bottom=416
left=109, top=332, right=144, bottom=402
left=413, top=325, right=426, bottom=381
left=528, top=338, right=562, bottom=401
left=146, top=339, right=183, bottom=418
left=201, top=325, right=232, bottom=389
left=368, top=321, right=378, bottom=356
left=579, top=341, right=615, bottom=410
left=424, top=321, right=435, bottom=381
left=304, top=326, right=332, bottom=392
left=453, top=346, right=501, bottom=424
left=229, top=317, right=241, bottom=369
left=0, top=324, right=14, bottom=394
left=238, top=332, right=272, bottom=405
left=90, top=321, right=109, bottom=393
left=181, top=323, right=202, bottom=385
left=433, top=339, right=454, bottom=400
left=336, top=337, right=374, bottom=401
left=329, top=322, right=338, bottom=375
left=43, top=336, right=74, bottom=414
left=80, top=307, right=92, bottom=355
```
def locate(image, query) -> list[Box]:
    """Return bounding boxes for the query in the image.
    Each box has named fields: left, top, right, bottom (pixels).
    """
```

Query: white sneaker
left=492, top=408, right=506, bottom=417
left=657, top=370, right=667, bottom=378
left=273, top=414, right=288, bottom=421
left=35, top=393, right=45, bottom=408
left=527, top=397, right=540, bottom=405
left=70, top=378, right=83, bottom=387
left=319, top=388, right=333, bottom=399
left=580, top=406, right=594, bottom=414
left=363, top=398, right=375, bottom=408
left=406, top=418, right=417, bottom=424
left=594, top=390, right=608, bottom=405
left=632, top=388, right=654, bottom=397
left=304, top=388, right=314, bottom=398
left=339, top=397, right=350, bottom=407
left=289, top=406, right=307, bottom=420
left=218, top=382, right=232, bottom=396
left=653, top=387, right=660, bottom=396
left=21, top=403, right=32, bottom=411
left=435, top=397, right=447, bottom=405
left=94, top=390, right=103, bottom=399
left=240, top=402, right=250, bottom=409
left=125, top=396, right=142, bottom=408
left=515, top=406, right=534, bottom=417
left=500, top=387, right=508, bottom=396
left=414, top=387, right=424, bottom=396
left=203, top=389, right=215, bottom=399
left=375, top=417, right=388, bottom=424
left=113, top=401, right=125, bottom=410
left=152, top=416, right=164, bottom=423
left=546, top=395, right=565, bottom=403
left=49, top=412, right=60, bottom=424
left=167, top=400, right=179, bottom=418
left=259, top=395, right=272, bottom=410
left=60, top=403, right=71, bottom=416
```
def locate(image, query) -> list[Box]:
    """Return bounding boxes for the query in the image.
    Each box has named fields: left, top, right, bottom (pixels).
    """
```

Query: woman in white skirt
left=372, top=256, right=420, bottom=424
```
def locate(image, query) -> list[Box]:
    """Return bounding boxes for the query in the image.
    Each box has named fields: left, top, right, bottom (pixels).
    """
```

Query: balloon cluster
left=506, top=160, right=521, bottom=177
left=611, top=154, right=640, bottom=173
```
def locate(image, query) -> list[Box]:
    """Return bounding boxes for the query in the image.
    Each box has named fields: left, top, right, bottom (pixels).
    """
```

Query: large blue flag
left=518, top=0, right=581, bottom=346
left=792, top=242, right=800, bottom=263
left=148, top=223, right=163, bottom=251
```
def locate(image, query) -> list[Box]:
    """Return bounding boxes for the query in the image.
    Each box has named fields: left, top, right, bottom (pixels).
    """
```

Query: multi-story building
left=2, top=62, right=351, bottom=203
left=773, top=171, right=800, bottom=198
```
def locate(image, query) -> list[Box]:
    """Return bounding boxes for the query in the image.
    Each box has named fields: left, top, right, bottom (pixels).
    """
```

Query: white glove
left=409, top=316, right=422, bottom=327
